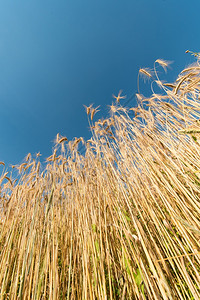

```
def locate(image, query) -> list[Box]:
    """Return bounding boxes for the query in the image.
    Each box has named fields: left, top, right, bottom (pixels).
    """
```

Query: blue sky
left=0, top=0, right=199, bottom=165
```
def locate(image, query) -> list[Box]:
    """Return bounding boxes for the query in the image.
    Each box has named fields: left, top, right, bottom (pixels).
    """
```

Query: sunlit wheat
left=0, top=57, right=200, bottom=299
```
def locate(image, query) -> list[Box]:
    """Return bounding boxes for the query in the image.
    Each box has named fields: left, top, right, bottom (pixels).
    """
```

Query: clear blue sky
left=0, top=0, right=199, bottom=165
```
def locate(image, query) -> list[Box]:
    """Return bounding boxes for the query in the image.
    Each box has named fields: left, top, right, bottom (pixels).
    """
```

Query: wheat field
left=0, top=57, right=200, bottom=299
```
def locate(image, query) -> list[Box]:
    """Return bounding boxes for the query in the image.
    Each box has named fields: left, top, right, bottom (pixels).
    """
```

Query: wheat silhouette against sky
left=0, top=0, right=199, bottom=165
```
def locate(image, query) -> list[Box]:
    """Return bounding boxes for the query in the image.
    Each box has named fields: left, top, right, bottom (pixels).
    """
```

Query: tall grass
left=0, top=58, right=200, bottom=299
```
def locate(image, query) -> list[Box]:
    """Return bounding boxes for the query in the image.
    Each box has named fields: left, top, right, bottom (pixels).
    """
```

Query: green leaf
left=95, top=240, right=99, bottom=254
left=92, top=224, right=97, bottom=233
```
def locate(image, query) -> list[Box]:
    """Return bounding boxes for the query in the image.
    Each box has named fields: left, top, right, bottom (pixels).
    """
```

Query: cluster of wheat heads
left=0, top=58, right=200, bottom=299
